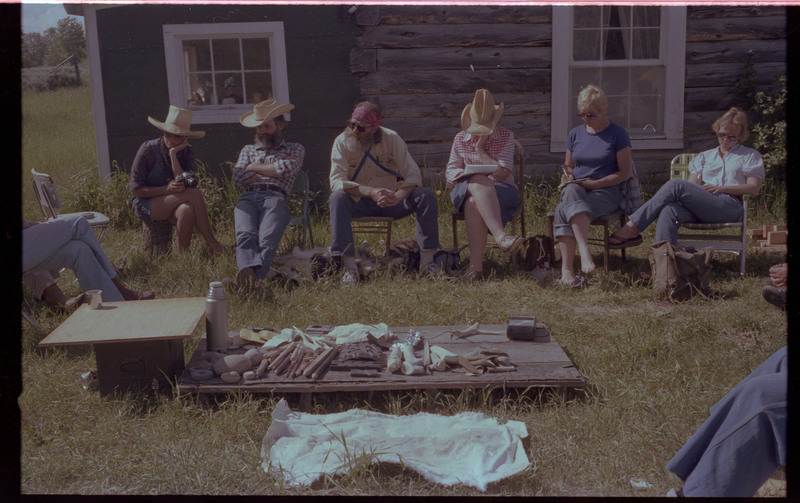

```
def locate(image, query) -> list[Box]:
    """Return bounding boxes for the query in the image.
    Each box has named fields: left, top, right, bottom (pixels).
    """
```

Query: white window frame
left=163, top=21, right=290, bottom=124
left=550, top=6, right=686, bottom=152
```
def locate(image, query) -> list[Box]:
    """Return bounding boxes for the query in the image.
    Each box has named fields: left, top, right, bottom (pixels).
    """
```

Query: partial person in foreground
left=665, top=345, right=786, bottom=497
left=23, top=270, right=86, bottom=311
left=609, top=106, right=764, bottom=248
left=445, top=89, right=522, bottom=281
left=23, top=214, right=155, bottom=302
left=553, top=84, right=634, bottom=288
left=129, top=106, right=228, bottom=254
left=228, top=99, right=305, bottom=290
left=328, top=101, right=441, bottom=285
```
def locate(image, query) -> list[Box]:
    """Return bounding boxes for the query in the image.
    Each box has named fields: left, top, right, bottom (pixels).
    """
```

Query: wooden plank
left=39, top=297, right=206, bottom=346
left=686, top=16, right=786, bottom=42
left=685, top=62, right=785, bottom=88
left=384, top=114, right=551, bottom=143
left=361, top=68, right=551, bottom=95
left=687, top=5, right=786, bottom=20
left=375, top=46, right=551, bottom=71
left=177, top=325, right=586, bottom=395
left=374, top=92, right=551, bottom=118
left=356, top=5, right=552, bottom=26
left=356, top=24, right=552, bottom=49
left=686, top=40, right=786, bottom=65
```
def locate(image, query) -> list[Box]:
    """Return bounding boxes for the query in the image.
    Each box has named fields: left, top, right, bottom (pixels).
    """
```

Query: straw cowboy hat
left=461, top=89, right=504, bottom=135
left=240, top=99, right=295, bottom=128
left=147, top=106, right=205, bottom=138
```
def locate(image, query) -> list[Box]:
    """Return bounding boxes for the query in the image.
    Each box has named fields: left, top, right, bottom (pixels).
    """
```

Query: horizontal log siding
left=351, top=5, right=785, bottom=189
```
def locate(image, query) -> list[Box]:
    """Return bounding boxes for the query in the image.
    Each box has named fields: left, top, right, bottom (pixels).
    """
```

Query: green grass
left=20, top=84, right=787, bottom=496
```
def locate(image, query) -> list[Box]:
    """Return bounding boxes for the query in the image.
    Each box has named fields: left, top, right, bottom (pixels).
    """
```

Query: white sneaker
left=341, top=269, right=359, bottom=286
left=498, top=235, right=523, bottom=255
left=665, top=488, right=678, bottom=497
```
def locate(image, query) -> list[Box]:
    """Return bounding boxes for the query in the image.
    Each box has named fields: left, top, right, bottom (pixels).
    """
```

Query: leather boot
left=112, top=276, right=155, bottom=301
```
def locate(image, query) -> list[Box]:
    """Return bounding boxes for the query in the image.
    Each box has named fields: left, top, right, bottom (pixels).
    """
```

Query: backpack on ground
left=648, top=240, right=714, bottom=300
left=524, top=235, right=556, bottom=278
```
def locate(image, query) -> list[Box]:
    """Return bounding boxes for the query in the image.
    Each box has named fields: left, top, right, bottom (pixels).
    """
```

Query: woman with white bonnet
left=445, top=89, right=523, bottom=281
left=129, top=106, right=228, bottom=254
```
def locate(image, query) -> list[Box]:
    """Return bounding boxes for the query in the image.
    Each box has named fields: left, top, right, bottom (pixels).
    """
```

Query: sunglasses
left=576, top=112, right=597, bottom=119
left=717, top=133, right=738, bottom=142
left=348, top=121, right=367, bottom=132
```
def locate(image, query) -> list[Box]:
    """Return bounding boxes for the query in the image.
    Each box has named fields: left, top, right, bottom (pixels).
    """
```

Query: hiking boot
left=236, top=266, right=256, bottom=290
left=498, top=235, right=523, bottom=255
left=762, top=285, right=786, bottom=308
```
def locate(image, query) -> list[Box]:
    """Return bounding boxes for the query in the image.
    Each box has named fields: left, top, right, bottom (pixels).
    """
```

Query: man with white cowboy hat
left=329, top=100, right=441, bottom=285
left=228, top=99, right=305, bottom=289
left=445, top=89, right=523, bottom=281
left=130, top=105, right=228, bottom=254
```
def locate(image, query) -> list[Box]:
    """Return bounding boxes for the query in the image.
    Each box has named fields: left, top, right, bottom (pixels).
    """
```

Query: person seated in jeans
left=23, top=214, right=154, bottom=302
left=23, top=270, right=86, bottom=311
left=609, top=107, right=764, bottom=248
left=665, top=345, right=786, bottom=497
left=328, top=101, right=441, bottom=285
left=229, top=99, right=305, bottom=290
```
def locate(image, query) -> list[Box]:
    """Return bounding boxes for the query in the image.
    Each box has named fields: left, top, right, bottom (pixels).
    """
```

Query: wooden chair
left=351, top=216, right=394, bottom=256
left=670, top=153, right=748, bottom=275
left=451, top=139, right=527, bottom=250
left=286, top=170, right=315, bottom=250
left=31, top=168, right=110, bottom=240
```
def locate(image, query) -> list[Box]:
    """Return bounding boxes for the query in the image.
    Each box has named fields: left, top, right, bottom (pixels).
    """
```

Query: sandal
left=608, top=233, right=643, bottom=249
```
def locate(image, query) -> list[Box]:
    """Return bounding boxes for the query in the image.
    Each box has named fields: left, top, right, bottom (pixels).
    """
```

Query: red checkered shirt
left=445, top=125, right=515, bottom=188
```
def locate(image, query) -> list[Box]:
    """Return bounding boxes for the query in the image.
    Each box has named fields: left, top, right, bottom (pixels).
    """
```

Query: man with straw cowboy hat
left=227, top=99, right=305, bottom=290
left=129, top=105, right=228, bottom=254
left=328, top=100, right=442, bottom=285
left=445, top=88, right=523, bottom=281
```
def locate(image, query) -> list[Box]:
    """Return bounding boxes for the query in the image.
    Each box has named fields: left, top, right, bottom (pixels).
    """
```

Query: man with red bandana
left=329, top=101, right=441, bottom=285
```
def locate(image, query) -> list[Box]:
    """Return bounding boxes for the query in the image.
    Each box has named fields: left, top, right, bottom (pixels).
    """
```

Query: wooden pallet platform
left=176, top=325, right=586, bottom=398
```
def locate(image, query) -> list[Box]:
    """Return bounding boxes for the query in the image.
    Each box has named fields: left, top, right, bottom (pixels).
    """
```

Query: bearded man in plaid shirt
left=445, top=89, right=523, bottom=281
left=229, top=99, right=305, bottom=289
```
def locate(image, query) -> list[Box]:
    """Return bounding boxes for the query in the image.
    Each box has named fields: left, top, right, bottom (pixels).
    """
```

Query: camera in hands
left=175, top=171, right=198, bottom=188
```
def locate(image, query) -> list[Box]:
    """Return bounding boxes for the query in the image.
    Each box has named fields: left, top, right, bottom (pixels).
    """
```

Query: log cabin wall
left=349, top=5, right=786, bottom=192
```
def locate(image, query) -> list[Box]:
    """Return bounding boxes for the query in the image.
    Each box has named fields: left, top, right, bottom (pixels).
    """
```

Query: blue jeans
left=328, top=188, right=440, bottom=257
left=22, top=214, right=124, bottom=301
left=553, top=183, right=623, bottom=239
left=234, top=190, right=290, bottom=279
left=666, top=346, right=787, bottom=497
left=628, top=179, right=742, bottom=244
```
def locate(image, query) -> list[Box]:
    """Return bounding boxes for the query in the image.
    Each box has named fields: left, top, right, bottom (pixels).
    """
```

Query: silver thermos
left=205, top=281, right=228, bottom=351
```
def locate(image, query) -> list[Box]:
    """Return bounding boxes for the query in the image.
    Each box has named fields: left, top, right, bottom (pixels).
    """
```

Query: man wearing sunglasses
left=329, top=101, right=441, bottom=285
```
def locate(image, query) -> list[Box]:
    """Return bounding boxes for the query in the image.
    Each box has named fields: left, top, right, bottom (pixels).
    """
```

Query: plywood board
left=39, top=297, right=206, bottom=346
left=177, top=325, right=585, bottom=395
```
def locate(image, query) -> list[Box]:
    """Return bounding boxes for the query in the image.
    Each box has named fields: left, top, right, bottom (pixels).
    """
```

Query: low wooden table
left=177, top=324, right=585, bottom=408
left=39, top=297, right=205, bottom=396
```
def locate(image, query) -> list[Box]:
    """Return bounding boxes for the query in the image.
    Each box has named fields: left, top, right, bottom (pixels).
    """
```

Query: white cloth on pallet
left=261, top=399, right=529, bottom=490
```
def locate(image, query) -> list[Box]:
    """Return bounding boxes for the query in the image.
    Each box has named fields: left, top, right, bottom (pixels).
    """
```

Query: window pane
left=189, top=73, right=215, bottom=106
left=212, top=39, right=242, bottom=71
left=244, top=72, right=273, bottom=104
left=632, top=28, right=660, bottom=59
left=607, top=96, right=630, bottom=128
left=574, top=6, right=601, bottom=28
left=598, top=67, right=627, bottom=95
left=603, top=6, right=630, bottom=28
left=242, top=38, right=270, bottom=70
left=633, top=6, right=660, bottom=27
left=629, top=96, right=660, bottom=134
left=182, top=39, right=211, bottom=72
left=573, top=30, right=601, bottom=60
left=217, top=74, right=243, bottom=104
left=603, top=29, right=629, bottom=60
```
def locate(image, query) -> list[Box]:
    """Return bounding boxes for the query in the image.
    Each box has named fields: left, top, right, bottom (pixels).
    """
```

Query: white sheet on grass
left=261, top=398, right=530, bottom=491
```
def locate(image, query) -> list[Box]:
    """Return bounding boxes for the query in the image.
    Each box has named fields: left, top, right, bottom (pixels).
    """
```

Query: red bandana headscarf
left=351, top=106, right=381, bottom=126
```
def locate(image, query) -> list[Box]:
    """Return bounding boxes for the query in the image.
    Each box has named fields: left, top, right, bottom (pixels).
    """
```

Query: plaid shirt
left=445, top=125, right=515, bottom=188
left=233, top=139, right=305, bottom=196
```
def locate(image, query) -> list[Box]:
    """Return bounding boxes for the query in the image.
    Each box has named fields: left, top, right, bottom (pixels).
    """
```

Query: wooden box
left=95, top=339, right=185, bottom=396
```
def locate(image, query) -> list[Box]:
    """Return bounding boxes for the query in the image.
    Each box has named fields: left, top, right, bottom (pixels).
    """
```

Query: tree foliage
left=22, top=17, right=86, bottom=68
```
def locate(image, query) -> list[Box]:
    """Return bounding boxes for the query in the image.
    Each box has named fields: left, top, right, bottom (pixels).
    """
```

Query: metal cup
left=86, top=289, right=102, bottom=309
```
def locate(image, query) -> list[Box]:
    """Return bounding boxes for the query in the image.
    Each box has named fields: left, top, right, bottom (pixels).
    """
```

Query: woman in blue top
left=609, top=107, right=764, bottom=247
left=554, top=84, right=633, bottom=288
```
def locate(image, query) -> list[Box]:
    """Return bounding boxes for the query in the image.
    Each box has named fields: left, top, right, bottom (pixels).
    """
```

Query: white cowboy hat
left=461, top=89, right=504, bottom=135
left=239, top=99, right=295, bottom=128
left=147, top=106, right=205, bottom=138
